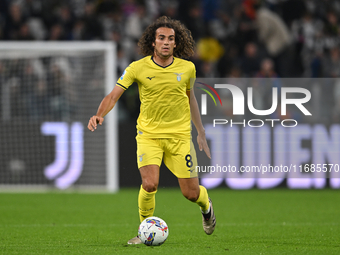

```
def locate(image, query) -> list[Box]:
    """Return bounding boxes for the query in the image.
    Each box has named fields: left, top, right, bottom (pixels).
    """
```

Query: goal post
left=0, top=42, right=118, bottom=192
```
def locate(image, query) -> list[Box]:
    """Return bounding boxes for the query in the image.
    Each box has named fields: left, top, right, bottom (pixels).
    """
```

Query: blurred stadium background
left=1, top=0, right=340, bottom=191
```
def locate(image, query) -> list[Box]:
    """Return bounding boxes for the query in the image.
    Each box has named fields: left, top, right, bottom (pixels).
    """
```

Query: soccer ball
left=138, top=216, right=169, bottom=246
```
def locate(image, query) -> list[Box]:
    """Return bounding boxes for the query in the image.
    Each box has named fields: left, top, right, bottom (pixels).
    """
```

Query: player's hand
left=197, top=132, right=211, bottom=159
left=88, top=116, right=104, bottom=132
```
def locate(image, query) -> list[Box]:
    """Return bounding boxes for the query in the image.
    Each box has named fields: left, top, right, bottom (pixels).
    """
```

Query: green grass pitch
left=0, top=188, right=339, bottom=254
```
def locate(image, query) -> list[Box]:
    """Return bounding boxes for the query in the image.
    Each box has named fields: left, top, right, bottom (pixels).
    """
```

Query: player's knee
left=183, top=190, right=199, bottom=202
left=142, top=181, right=158, bottom=192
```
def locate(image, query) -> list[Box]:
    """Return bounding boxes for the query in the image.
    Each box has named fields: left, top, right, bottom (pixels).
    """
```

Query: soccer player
left=88, top=16, right=216, bottom=244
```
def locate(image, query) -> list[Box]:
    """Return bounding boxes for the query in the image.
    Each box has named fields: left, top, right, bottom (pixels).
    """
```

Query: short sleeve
left=186, top=62, right=196, bottom=91
left=116, top=62, right=136, bottom=90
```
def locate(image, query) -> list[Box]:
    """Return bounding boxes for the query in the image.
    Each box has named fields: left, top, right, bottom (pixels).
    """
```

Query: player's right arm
left=88, top=85, right=125, bottom=132
left=88, top=62, right=136, bottom=131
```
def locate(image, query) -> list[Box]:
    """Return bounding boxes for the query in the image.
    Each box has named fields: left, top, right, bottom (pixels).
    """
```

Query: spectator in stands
left=256, top=58, right=278, bottom=78
left=96, top=0, right=118, bottom=16
left=180, top=1, right=205, bottom=41
left=229, top=2, right=257, bottom=59
left=103, top=9, right=125, bottom=40
left=23, top=0, right=43, bottom=18
left=0, top=20, right=4, bottom=40
left=21, top=62, right=38, bottom=94
left=47, top=63, right=67, bottom=120
left=0, top=0, right=8, bottom=19
left=279, top=0, right=306, bottom=27
left=323, top=47, right=340, bottom=78
left=160, top=2, right=178, bottom=19
left=251, top=1, right=294, bottom=77
left=55, top=5, right=75, bottom=40
left=9, top=77, right=24, bottom=117
left=291, top=11, right=324, bottom=51
left=310, top=51, right=324, bottom=78
left=239, top=42, right=262, bottom=77
left=71, top=18, right=85, bottom=40
left=323, top=11, right=340, bottom=37
left=80, top=1, right=104, bottom=40
left=216, top=44, right=239, bottom=77
left=21, top=62, right=38, bottom=117
left=253, top=58, right=282, bottom=120
left=29, top=79, right=51, bottom=120
left=228, top=66, right=243, bottom=78
left=17, top=22, right=34, bottom=40
left=202, top=0, right=220, bottom=24
left=199, top=61, right=217, bottom=78
left=291, top=11, right=324, bottom=76
left=4, top=2, right=27, bottom=40
left=48, top=23, right=66, bottom=41
left=121, top=0, right=138, bottom=17
left=125, top=3, right=152, bottom=42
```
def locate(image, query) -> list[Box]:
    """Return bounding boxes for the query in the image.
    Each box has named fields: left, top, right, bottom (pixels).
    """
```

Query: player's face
left=152, top=27, right=176, bottom=59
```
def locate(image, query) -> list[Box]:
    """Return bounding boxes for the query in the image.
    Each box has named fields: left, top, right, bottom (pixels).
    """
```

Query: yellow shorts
left=136, top=134, right=198, bottom=178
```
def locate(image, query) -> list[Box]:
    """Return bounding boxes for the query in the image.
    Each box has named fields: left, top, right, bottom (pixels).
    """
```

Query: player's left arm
left=187, top=89, right=211, bottom=159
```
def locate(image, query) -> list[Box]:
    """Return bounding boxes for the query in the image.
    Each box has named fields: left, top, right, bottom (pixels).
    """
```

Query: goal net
left=0, top=42, right=118, bottom=192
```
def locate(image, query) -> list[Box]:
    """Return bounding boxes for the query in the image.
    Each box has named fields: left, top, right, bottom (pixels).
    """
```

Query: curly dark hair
left=138, top=16, right=195, bottom=59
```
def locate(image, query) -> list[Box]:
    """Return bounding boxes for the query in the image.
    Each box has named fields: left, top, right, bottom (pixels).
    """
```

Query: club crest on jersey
left=138, top=154, right=145, bottom=162
left=120, top=69, right=126, bottom=80
left=174, top=73, right=184, bottom=82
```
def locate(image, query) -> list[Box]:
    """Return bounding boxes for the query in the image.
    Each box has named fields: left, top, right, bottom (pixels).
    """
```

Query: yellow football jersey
left=116, top=56, right=195, bottom=138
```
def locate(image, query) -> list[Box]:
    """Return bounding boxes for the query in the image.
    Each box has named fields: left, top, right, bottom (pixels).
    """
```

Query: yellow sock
left=195, top=185, right=210, bottom=212
left=138, top=185, right=157, bottom=222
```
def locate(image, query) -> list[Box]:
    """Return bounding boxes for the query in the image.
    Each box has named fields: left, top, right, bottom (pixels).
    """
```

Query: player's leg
left=163, top=138, right=216, bottom=234
left=128, top=166, right=160, bottom=245
left=178, top=177, right=205, bottom=204
left=178, top=177, right=216, bottom=235
left=128, top=135, right=163, bottom=244
left=138, top=164, right=159, bottom=222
